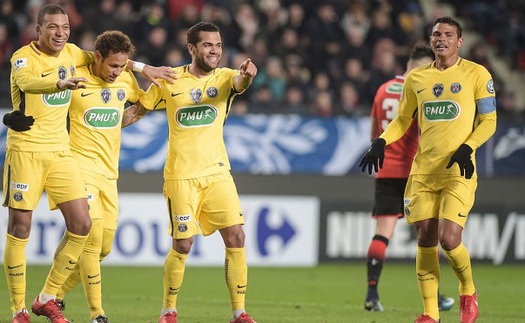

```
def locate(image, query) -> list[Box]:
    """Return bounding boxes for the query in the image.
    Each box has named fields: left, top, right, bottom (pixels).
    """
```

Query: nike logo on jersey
left=237, top=284, right=247, bottom=288
left=81, top=92, right=94, bottom=97
left=458, top=213, right=467, bottom=218
left=87, top=273, right=100, bottom=279
left=41, top=72, right=52, bottom=77
left=417, top=88, right=426, bottom=94
left=171, top=92, right=183, bottom=97
left=169, top=287, right=180, bottom=291
left=68, top=260, right=77, bottom=265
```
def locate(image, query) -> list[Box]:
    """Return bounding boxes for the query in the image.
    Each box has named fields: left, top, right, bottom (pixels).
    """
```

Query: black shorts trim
left=372, top=178, right=407, bottom=217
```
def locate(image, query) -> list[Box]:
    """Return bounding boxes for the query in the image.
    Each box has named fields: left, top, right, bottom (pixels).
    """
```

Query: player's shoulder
left=458, top=57, right=489, bottom=73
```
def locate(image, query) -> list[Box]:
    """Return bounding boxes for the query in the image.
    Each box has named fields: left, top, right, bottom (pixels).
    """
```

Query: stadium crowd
left=0, top=0, right=523, bottom=118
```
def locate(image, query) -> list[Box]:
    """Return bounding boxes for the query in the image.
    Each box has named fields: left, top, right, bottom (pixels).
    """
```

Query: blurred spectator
left=280, top=83, right=308, bottom=114
left=366, top=40, right=398, bottom=103
left=77, top=30, right=96, bottom=52
left=340, top=24, right=372, bottom=69
left=335, top=81, right=366, bottom=116
left=0, top=21, right=14, bottom=107
left=340, top=0, right=371, bottom=42
left=229, top=3, right=260, bottom=51
left=283, top=54, right=310, bottom=93
left=250, top=84, right=276, bottom=113
left=308, top=72, right=335, bottom=103
left=342, top=57, right=370, bottom=105
left=0, top=0, right=20, bottom=40
left=166, top=0, right=204, bottom=21
left=252, top=56, right=287, bottom=102
left=304, top=2, right=346, bottom=74
left=365, top=6, right=408, bottom=50
left=138, top=26, right=169, bottom=66
left=231, top=99, right=249, bottom=116
left=310, top=90, right=334, bottom=117
left=134, top=2, right=170, bottom=47
left=164, top=46, right=188, bottom=67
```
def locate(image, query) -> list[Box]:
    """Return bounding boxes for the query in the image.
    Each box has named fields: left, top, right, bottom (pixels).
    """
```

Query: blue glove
left=359, top=138, right=386, bottom=174
left=446, top=144, right=474, bottom=179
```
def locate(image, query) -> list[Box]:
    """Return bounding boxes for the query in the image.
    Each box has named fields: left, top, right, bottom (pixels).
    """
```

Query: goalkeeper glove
left=3, top=111, right=34, bottom=131
left=359, top=138, right=386, bottom=174
left=446, top=144, right=474, bottom=179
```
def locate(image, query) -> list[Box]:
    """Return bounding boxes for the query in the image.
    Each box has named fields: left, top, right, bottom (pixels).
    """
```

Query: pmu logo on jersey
left=84, top=107, right=120, bottom=128
left=42, top=90, right=72, bottom=106
left=176, top=106, right=217, bottom=127
left=423, top=101, right=460, bottom=121
left=11, top=182, right=29, bottom=191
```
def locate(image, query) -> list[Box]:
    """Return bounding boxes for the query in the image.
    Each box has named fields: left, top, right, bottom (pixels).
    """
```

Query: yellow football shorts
left=3, top=149, right=87, bottom=210
left=404, top=174, right=477, bottom=228
left=48, top=168, right=118, bottom=229
left=164, top=171, right=244, bottom=239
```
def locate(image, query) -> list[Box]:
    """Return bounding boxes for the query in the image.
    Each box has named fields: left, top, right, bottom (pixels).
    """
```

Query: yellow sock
left=443, top=243, right=475, bottom=295
left=4, top=234, right=29, bottom=312
left=100, top=228, right=116, bottom=260
left=80, top=219, right=104, bottom=319
left=225, top=247, right=247, bottom=311
left=416, top=245, right=440, bottom=320
left=56, top=264, right=81, bottom=300
left=163, top=248, right=188, bottom=310
left=41, top=230, right=88, bottom=296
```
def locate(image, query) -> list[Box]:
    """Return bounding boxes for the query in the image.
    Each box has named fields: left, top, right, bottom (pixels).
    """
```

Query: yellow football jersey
left=68, top=64, right=144, bottom=179
left=8, top=42, right=93, bottom=151
left=391, top=58, right=496, bottom=175
left=139, top=65, right=241, bottom=180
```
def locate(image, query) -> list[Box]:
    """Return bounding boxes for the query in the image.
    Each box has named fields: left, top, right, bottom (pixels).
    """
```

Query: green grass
left=1, top=263, right=524, bottom=322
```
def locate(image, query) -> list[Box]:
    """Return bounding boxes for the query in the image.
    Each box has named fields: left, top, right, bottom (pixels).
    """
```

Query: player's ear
left=457, top=36, right=464, bottom=49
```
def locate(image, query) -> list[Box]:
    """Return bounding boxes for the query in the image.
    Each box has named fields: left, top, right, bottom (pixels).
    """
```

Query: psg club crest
left=190, top=88, right=202, bottom=103
left=178, top=224, right=188, bottom=232
left=433, top=83, right=444, bottom=97
left=101, top=88, right=111, bottom=104
left=206, top=87, right=218, bottom=98
left=58, top=66, right=67, bottom=80
left=13, top=192, right=23, bottom=202
left=450, top=83, right=461, bottom=93
left=117, top=89, right=125, bottom=101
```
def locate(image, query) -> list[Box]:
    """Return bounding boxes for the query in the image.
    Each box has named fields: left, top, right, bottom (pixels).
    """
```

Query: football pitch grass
left=1, top=263, right=523, bottom=322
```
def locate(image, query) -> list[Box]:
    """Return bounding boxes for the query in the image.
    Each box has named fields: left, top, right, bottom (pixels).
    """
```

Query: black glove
left=446, top=144, right=474, bottom=179
left=3, top=111, right=34, bottom=131
left=359, top=138, right=386, bottom=174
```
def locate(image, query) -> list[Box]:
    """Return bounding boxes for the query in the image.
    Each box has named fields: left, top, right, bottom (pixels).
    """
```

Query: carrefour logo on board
left=176, top=105, right=217, bottom=127
left=84, top=107, right=120, bottom=128
left=423, top=100, right=460, bottom=121
left=42, top=90, right=71, bottom=106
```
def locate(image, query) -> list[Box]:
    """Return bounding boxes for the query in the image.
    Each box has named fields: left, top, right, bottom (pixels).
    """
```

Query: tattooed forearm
left=122, top=103, right=149, bottom=128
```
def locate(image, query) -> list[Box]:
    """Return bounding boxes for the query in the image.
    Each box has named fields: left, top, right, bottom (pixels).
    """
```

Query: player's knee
left=223, top=227, right=245, bottom=248
left=174, top=237, right=193, bottom=254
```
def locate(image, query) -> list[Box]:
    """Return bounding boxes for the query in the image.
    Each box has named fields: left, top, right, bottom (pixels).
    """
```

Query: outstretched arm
left=127, top=60, right=177, bottom=88
left=122, top=101, right=150, bottom=128
left=233, top=58, right=257, bottom=93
